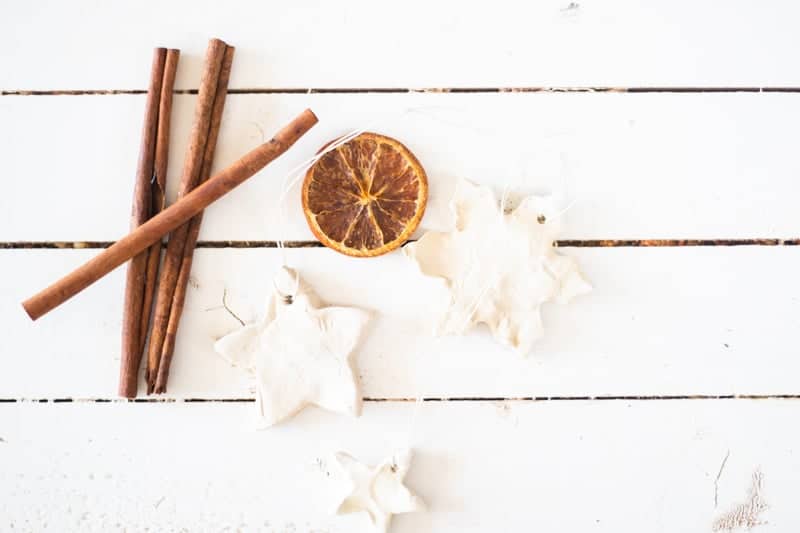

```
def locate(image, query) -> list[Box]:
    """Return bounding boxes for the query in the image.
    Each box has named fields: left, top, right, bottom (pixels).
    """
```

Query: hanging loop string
left=273, top=268, right=300, bottom=305
left=403, top=394, right=425, bottom=451
left=273, top=127, right=372, bottom=266
left=263, top=105, right=578, bottom=452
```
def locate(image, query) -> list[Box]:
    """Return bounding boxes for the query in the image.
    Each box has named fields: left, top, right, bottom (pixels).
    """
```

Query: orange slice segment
left=302, top=132, right=428, bottom=257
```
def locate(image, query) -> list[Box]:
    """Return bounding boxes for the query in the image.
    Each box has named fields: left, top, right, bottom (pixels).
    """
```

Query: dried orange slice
left=302, top=132, right=428, bottom=257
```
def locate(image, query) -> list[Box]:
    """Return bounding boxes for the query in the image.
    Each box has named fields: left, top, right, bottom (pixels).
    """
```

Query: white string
left=545, top=196, right=580, bottom=223
left=272, top=268, right=300, bottom=304
left=263, top=105, right=580, bottom=453
left=499, top=183, right=510, bottom=214
left=273, top=127, right=372, bottom=265
left=405, top=105, right=493, bottom=137
left=270, top=104, right=466, bottom=266
left=451, top=182, right=512, bottom=331
left=402, top=394, right=425, bottom=450
left=267, top=116, right=431, bottom=450
left=544, top=152, right=580, bottom=223
left=398, top=176, right=512, bottom=449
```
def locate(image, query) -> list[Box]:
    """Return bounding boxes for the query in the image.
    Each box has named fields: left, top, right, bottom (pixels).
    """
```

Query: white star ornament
left=404, top=179, right=591, bottom=355
left=335, top=449, right=424, bottom=533
left=214, top=266, right=370, bottom=428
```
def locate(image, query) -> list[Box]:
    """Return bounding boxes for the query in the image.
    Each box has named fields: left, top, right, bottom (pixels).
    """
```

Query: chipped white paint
left=405, top=179, right=590, bottom=354
left=713, top=469, right=768, bottom=531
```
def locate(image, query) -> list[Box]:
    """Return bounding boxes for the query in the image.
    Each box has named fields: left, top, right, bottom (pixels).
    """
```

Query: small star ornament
left=404, top=179, right=591, bottom=355
left=334, top=449, right=424, bottom=533
left=214, top=266, right=370, bottom=428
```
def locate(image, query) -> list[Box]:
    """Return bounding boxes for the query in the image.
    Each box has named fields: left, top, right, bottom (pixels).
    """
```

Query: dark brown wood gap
left=5, top=87, right=800, bottom=96
left=367, top=394, right=800, bottom=401
left=556, top=238, right=800, bottom=247
left=1, top=394, right=799, bottom=403
left=2, top=238, right=799, bottom=250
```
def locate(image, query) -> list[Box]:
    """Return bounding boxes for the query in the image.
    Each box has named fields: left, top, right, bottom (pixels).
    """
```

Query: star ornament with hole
left=404, top=179, right=591, bottom=355
left=334, top=449, right=424, bottom=533
left=214, top=266, right=370, bottom=428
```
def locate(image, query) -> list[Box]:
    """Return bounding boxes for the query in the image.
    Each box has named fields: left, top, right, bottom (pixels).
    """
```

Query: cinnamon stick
left=22, top=108, right=319, bottom=321
left=145, top=38, right=230, bottom=392
left=152, top=45, right=235, bottom=393
left=138, top=48, right=180, bottom=360
left=118, top=48, right=166, bottom=399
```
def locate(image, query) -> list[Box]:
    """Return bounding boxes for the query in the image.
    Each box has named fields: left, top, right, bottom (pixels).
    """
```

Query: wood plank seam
left=1, top=394, right=799, bottom=403
left=1, top=239, right=800, bottom=249
left=5, top=87, right=800, bottom=96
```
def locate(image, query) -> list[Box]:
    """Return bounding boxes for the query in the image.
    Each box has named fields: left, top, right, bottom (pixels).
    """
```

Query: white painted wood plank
left=4, top=92, right=800, bottom=241
left=4, top=246, right=799, bottom=398
left=3, top=1, right=799, bottom=88
left=0, top=399, right=797, bottom=531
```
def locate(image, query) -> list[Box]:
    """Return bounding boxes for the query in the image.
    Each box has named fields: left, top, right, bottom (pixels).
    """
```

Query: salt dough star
left=334, top=449, right=424, bottom=533
left=214, top=266, right=370, bottom=428
left=404, top=179, right=591, bottom=355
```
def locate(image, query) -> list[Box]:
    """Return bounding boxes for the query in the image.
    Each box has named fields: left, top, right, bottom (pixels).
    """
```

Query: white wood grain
left=4, top=92, right=800, bottom=242
left=4, top=246, right=799, bottom=398
left=1, top=399, right=797, bottom=532
left=3, top=0, right=799, bottom=88
left=5, top=3, right=800, bottom=530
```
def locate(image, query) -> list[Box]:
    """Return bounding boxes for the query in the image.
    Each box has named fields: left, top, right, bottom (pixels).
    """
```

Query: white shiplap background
left=2, top=1, right=799, bottom=531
